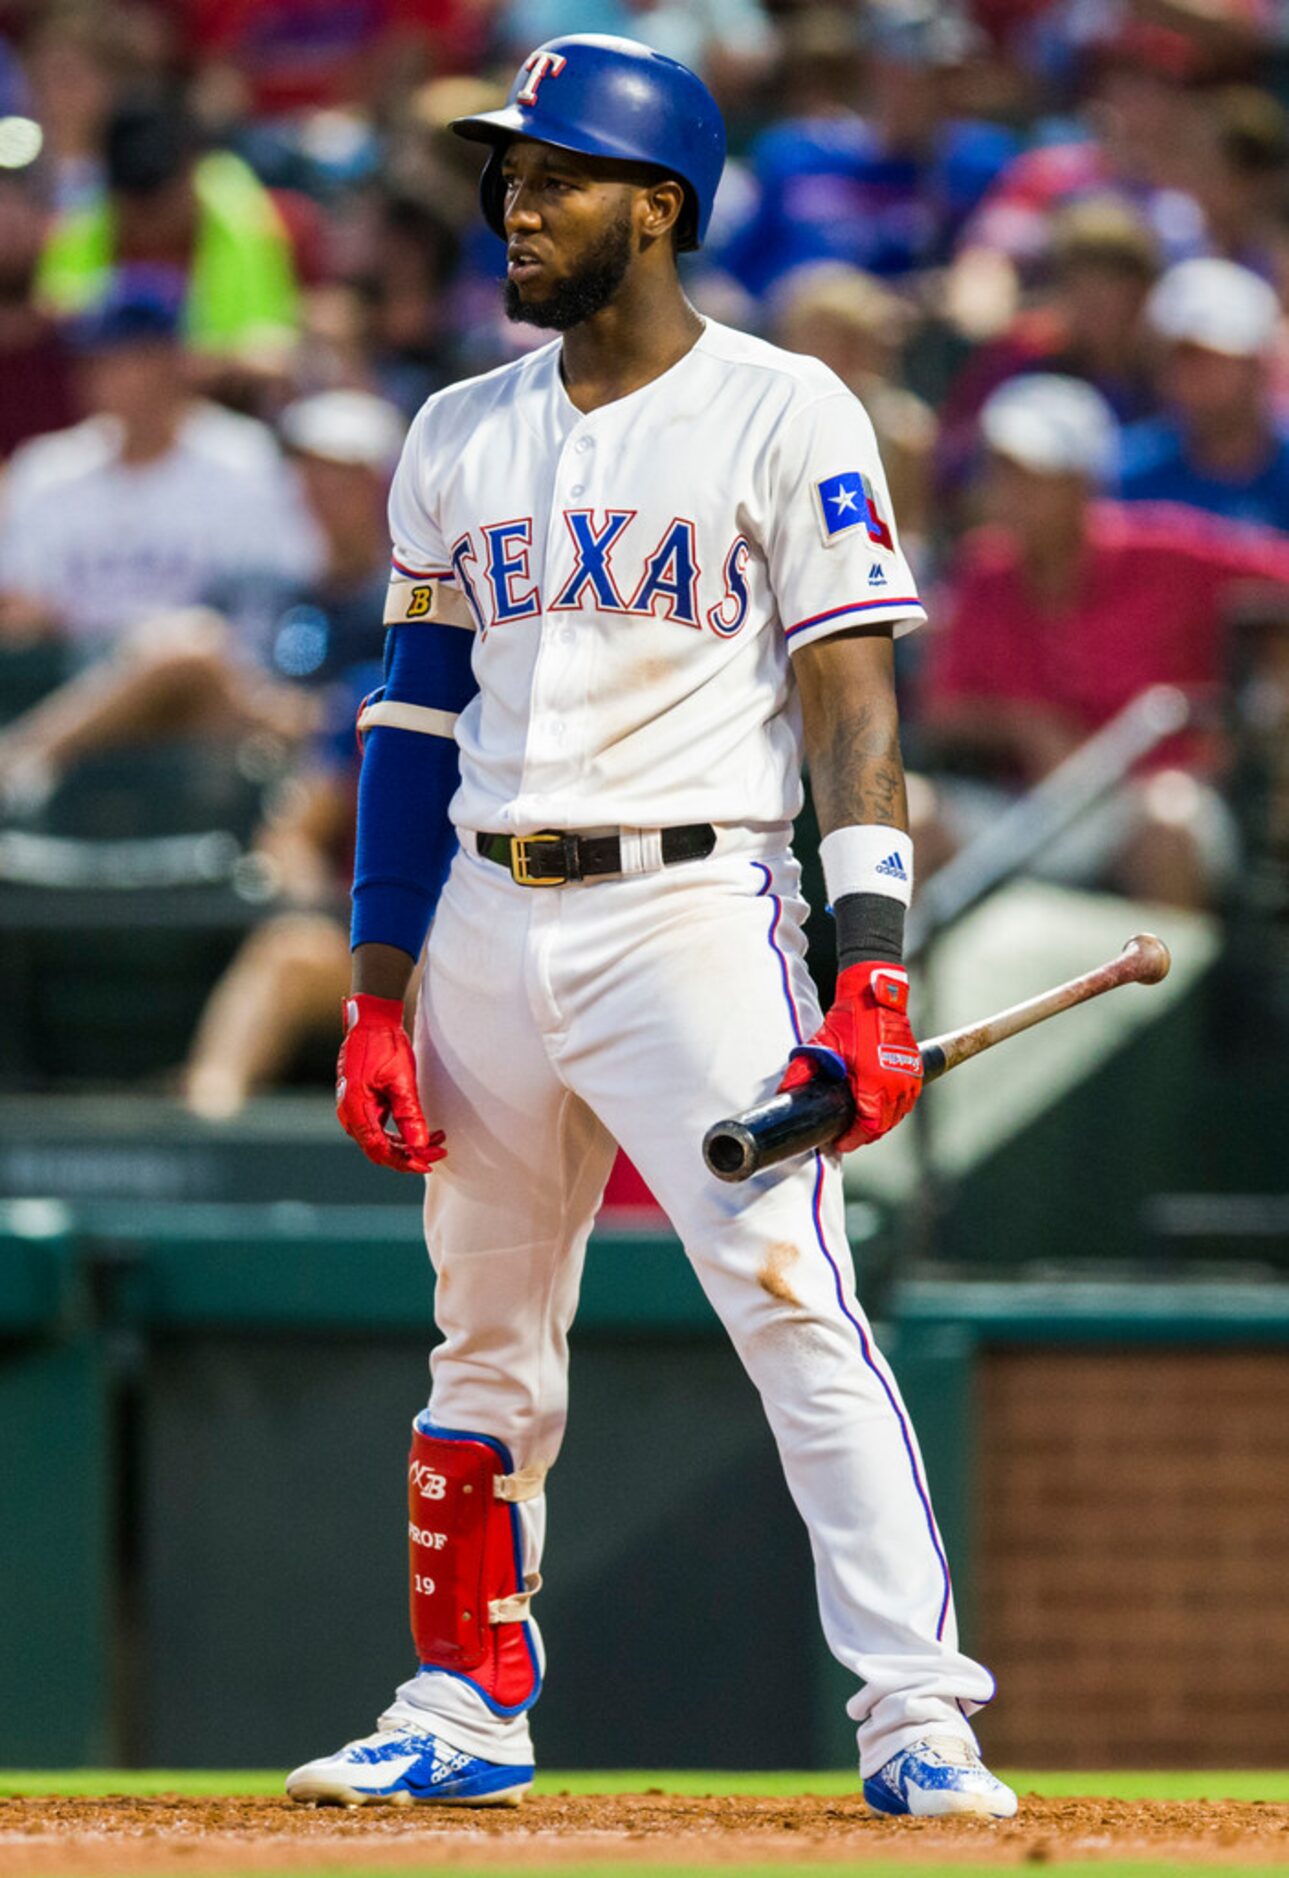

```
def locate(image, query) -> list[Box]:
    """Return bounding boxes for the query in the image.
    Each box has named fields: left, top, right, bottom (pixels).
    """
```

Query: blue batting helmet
left=450, top=35, right=726, bottom=253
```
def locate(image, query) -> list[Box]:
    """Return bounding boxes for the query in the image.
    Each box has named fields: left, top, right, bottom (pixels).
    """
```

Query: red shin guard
left=407, top=1418, right=542, bottom=1715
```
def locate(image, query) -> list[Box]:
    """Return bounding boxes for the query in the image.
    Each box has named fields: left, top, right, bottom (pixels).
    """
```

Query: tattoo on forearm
left=812, top=702, right=908, bottom=834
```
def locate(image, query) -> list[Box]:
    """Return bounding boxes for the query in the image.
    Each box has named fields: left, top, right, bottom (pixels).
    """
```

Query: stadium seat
left=30, top=743, right=268, bottom=844
left=0, top=643, right=72, bottom=728
left=0, top=742, right=279, bottom=1084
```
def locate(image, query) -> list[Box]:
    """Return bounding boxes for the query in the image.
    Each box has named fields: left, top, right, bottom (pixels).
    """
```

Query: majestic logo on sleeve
left=814, top=471, right=894, bottom=551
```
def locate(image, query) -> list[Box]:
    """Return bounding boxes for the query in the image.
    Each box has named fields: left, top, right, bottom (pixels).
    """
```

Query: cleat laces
left=921, top=1737, right=981, bottom=1768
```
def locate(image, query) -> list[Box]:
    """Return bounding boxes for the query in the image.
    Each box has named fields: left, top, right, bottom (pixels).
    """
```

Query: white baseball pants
left=393, top=834, right=995, bottom=1776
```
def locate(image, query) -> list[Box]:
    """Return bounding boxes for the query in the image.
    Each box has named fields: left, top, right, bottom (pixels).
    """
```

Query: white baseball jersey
left=0, top=403, right=321, bottom=641
left=383, top=319, right=925, bottom=836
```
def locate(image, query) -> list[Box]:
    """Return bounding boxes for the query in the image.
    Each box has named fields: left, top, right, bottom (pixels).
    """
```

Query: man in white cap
left=913, top=372, right=1289, bottom=906
left=1119, top=256, right=1289, bottom=531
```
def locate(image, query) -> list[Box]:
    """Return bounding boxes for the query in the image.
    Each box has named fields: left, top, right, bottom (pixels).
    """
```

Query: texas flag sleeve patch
left=814, top=470, right=894, bottom=551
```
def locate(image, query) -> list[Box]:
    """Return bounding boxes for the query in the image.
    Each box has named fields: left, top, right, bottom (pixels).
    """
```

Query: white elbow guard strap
left=357, top=698, right=458, bottom=740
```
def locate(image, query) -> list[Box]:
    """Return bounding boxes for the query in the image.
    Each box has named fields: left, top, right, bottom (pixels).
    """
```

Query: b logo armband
left=384, top=563, right=478, bottom=632
left=385, top=566, right=452, bottom=625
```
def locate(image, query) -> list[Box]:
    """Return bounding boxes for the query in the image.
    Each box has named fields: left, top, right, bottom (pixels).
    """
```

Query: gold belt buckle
left=510, top=832, right=568, bottom=887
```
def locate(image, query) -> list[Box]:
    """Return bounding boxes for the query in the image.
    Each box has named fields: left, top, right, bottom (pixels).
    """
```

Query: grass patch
left=538, top=1770, right=1289, bottom=1803
left=1006, top=1770, right=1289, bottom=1803
left=0, top=1770, right=288, bottom=1796
left=2, top=1768, right=1289, bottom=1802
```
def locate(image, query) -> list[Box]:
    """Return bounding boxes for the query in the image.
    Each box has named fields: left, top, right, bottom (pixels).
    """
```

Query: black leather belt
left=477, top=824, right=716, bottom=887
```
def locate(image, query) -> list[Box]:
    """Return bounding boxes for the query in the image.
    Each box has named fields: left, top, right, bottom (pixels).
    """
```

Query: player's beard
left=504, top=207, right=634, bottom=332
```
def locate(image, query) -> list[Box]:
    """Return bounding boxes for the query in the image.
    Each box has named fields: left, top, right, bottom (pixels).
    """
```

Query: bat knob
left=1126, top=932, right=1171, bottom=985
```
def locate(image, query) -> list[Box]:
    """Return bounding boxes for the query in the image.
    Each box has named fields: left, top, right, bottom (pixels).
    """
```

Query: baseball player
left=287, top=36, right=1016, bottom=1821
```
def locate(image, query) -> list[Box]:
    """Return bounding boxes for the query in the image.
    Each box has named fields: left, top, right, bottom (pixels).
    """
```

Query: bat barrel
left=703, top=1081, right=855, bottom=1182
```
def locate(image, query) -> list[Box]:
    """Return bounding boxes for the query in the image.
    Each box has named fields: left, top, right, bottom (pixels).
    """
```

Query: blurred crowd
left=0, top=0, right=1288, bottom=1108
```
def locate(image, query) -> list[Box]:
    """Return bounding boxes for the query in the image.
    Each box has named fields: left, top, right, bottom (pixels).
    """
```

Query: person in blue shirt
left=1118, top=257, right=1289, bottom=532
left=715, top=8, right=1018, bottom=297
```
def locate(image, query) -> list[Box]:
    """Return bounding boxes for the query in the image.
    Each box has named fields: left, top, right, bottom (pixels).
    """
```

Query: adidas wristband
left=820, top=825, right=913, bottom=969
left=819, top=826, right=914, bottom=908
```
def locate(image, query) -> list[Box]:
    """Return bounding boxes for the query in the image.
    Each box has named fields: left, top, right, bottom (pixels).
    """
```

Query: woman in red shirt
left=917, top=374, right=1289, bottom=905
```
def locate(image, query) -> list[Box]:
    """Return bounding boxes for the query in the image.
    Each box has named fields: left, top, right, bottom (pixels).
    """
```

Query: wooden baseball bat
left=702, top=932, right=1171, bottom=1183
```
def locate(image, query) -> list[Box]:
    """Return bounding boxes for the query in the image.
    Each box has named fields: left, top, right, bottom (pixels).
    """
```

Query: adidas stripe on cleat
left=286, top=1718, right=533, bottom=1808
left=863, top=1736, right=1018, bottom=1819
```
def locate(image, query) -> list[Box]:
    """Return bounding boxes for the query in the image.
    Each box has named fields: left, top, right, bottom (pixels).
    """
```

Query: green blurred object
left=0, top=1203, right=112, bottom=1768
left=36, top=151, right=299, bottom=353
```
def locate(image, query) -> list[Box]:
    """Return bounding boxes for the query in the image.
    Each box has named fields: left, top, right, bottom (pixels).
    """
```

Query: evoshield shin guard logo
left=409, top=1460, right=448, bottom=1500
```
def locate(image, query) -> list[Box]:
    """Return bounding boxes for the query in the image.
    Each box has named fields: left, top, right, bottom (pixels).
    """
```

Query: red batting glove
left=778, top=962, right=923, bottom=1152
left=336, top=994, right=446, bottom=1175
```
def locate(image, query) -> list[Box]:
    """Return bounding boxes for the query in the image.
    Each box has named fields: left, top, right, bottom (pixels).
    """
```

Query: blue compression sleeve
left=350, top=620, right=476, bottom=958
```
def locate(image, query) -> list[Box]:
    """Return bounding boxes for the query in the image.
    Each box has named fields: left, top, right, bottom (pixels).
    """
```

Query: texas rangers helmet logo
left=516, top=49, right=568, bottom=104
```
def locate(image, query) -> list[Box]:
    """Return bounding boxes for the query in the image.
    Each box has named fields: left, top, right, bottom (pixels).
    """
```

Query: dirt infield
left=2, top=1792, right=1287, bottom=1873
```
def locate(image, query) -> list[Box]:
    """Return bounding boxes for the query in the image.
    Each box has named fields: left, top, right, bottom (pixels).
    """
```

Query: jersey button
left=570, top=483, right=585, bottom=497
left=576, top=436, right=592, bottom=452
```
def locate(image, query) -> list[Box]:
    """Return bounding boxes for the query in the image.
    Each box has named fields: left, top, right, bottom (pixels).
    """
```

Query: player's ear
left=638, top=177, right=686, bottom=248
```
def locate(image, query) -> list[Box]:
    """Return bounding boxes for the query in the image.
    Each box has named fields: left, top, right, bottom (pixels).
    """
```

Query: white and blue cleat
left=286, top=1717, right=533, bottom=1808
left=863, top=1735, right=1018, bottom=1819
